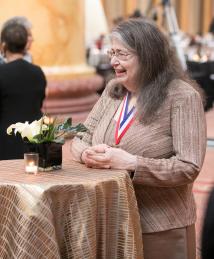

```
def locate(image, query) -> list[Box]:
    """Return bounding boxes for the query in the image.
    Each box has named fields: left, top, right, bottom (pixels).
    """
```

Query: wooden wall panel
left=202, top=0, right=213, bottom=33
left=124, top=0, right=137, bottom=16
left=178, top=0, right=190, bottom=32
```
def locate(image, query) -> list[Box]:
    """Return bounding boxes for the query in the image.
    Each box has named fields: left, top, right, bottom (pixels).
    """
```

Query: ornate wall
left=0, top=0, right=103, bottom=123
left=0, top=0, right=93, bottom=78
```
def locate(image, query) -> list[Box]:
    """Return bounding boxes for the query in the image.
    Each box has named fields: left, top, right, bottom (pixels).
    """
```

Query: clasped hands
left=81, top=144, right=136, bottom=171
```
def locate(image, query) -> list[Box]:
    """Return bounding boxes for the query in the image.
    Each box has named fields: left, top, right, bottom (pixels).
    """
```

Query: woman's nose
left=110, top=55, right=120, bottom=67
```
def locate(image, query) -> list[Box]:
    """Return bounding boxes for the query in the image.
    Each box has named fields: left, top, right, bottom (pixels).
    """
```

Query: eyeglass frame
left=107, top=49, right=135, bottom=61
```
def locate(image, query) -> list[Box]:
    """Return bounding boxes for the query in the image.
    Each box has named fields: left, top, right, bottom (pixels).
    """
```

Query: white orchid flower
left=7, top=122, right=29, bottom=135
left=7, top=124, right=16, bottom=135
left=7, top=119, right=48, bottom=142
left=21, top=123, right=38, bottom=141
left=21, top=119, right=48, bottom=142
left=6, top=115, right=84, bottom=145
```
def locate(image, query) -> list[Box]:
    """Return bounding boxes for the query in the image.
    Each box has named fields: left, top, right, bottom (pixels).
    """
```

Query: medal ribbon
left=115, top=92, right=135, bottom=145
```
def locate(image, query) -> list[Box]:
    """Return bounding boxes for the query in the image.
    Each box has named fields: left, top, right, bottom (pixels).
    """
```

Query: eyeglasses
left=107, top=49, right=133, bottom=61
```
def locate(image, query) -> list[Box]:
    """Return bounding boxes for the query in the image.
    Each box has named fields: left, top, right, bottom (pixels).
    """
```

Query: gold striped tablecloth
left=0, top=159, right=143, bottom=259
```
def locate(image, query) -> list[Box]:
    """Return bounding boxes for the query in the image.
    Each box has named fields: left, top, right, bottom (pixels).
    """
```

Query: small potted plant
left=7, top=116, right=87, bottom=171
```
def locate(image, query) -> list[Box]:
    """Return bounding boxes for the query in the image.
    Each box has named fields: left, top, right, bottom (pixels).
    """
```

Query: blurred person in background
left=129, top=9, right=144, bottom=19
left=0, top=16, right=33, bottom=63
left=0, top=23, right=46, bottom=160
left=208, top=17, right=214, bottom=35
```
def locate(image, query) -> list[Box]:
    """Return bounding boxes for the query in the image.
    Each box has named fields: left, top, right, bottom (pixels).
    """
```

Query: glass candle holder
left=24, top=153, right=39, bottom=174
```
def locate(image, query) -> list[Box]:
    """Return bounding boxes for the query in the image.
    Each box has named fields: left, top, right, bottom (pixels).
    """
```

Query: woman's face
left=109, top=38, right=139, bottom=92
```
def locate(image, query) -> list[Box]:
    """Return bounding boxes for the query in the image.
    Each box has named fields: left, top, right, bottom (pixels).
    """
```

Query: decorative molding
left=42, top=65, right=95, bottom=80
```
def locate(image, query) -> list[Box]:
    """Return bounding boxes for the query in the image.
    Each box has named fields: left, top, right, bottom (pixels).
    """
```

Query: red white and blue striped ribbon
left=115, top=92, right=135, bottom=145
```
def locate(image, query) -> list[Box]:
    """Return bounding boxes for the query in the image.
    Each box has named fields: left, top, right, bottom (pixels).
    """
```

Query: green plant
left=7, top=115, right=87, bottom=144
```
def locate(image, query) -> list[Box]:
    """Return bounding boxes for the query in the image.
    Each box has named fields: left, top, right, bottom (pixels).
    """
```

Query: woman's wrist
left=128, top=155, right=137, bottom=171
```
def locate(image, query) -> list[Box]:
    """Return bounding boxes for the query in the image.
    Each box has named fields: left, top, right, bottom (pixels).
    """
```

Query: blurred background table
left=0, top=159, right=143, bottom=259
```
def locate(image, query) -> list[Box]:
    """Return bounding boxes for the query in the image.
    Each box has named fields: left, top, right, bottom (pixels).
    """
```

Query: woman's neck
left=6, top=52, right=24, bottom=63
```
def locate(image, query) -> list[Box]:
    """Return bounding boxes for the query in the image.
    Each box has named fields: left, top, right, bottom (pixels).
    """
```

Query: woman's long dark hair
left=109, top=18, right=201, bottom=124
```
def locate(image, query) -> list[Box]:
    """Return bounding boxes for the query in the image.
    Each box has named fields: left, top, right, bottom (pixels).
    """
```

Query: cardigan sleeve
left=71, top=83, right=112, bottom=162
left=132, top=90, right=207, bottom=187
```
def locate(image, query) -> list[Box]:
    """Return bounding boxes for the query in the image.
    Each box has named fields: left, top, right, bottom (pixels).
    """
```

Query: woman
left=0, top=23, right=46, bottom=160
left=71, top=19, right=206, bottom=259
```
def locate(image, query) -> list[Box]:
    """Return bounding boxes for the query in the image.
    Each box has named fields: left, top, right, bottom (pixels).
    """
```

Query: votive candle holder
left=24, top=153, right=39, bottom=174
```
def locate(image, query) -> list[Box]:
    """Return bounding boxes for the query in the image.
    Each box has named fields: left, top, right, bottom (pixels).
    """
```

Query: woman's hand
left=82, top=144, right=137, bottom=171
left=81, top=144, right=110, bottom=168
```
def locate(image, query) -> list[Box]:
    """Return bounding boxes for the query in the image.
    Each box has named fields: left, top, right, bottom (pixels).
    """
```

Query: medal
left=115, top=92, right=135, bottom=145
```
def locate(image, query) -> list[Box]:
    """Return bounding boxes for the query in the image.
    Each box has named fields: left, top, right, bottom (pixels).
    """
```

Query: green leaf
left=62, top=123, right=87, bottom=134
left=73, top=123, right=88, bottom=132
left=53, top=138, right=65, bottom=144
left=56, top=118, right=72, bottom=132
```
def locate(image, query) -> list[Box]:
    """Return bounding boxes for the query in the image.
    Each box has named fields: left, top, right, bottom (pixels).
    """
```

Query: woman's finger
left=84, top=156, right=109, bottom=168
left=86, top=153, right=110, bottom=163
left=90, top=164, right=111, bottom=169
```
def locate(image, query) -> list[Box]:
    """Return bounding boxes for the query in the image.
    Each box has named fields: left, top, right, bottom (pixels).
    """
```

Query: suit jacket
left=0, top=59, right=46, bottom=160
left=71, top=79, right=207, bottom=233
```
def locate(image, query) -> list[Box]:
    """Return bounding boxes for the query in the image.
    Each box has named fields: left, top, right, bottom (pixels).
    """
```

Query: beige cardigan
left=71, top=79, right=207, bottom=233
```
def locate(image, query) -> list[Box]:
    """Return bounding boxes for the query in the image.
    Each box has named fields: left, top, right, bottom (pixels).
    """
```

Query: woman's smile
left=110, top=38, right=139, bottom=91
left=114, top=68, right=126, bottom=77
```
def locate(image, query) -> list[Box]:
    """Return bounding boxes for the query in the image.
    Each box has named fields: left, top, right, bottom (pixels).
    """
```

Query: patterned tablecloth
left=0, top=159, right=143, bottom=259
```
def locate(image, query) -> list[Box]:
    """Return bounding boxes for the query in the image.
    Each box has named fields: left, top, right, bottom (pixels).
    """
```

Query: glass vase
left=24, top=142, right=63, bottom=171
